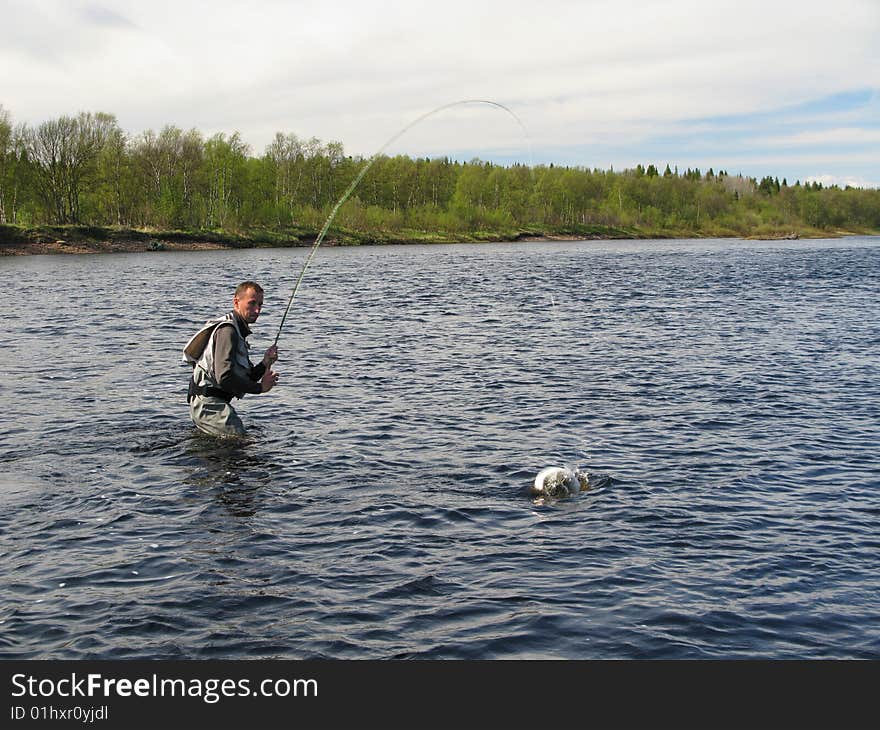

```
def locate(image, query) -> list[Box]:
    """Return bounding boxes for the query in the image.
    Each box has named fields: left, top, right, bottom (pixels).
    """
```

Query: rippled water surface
left=2, top=237, right=879, bottom=659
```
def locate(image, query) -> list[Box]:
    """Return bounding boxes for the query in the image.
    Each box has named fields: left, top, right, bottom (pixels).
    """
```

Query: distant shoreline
left=0, top=235, right=588, bottom=256
left=0, top=224, right=628, bottom=256
left=1, top=224, right=873, bottom=256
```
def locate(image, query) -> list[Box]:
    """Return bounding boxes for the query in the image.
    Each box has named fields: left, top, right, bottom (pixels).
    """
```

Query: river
left=1, top=236, right=878, bottom=658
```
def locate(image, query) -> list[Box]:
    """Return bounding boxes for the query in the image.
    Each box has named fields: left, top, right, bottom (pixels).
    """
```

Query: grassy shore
left=0, top=222, right=875, bottom=256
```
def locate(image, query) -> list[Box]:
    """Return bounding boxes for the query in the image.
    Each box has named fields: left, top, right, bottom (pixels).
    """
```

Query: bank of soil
left=1, top=223, right=864, bottom=255
left=0, top=225, right=307, bottom=256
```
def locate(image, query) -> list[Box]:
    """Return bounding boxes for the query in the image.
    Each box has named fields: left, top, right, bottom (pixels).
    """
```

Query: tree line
left=1, top=105, right=879, bottom=238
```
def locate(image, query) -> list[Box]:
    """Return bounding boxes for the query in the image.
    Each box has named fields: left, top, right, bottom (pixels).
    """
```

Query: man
left=183, top=281, right=279, bottom=437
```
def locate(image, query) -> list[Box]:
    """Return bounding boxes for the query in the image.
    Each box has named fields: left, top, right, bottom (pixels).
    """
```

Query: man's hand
left=262, top=344, right=279, bottom=368
left=260, top=368, right=279, bottom=393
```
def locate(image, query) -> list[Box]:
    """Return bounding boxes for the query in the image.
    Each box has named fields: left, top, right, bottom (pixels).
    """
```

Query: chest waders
left=182, top=314, right=253, bottom=437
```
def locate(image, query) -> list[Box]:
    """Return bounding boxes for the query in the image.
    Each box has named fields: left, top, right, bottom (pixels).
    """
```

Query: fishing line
left=273, top=99, right=534, bottom=346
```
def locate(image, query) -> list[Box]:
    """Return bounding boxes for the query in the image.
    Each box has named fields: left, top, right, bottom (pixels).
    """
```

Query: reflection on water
left=181, top=433, right=275, bottom=517
left=1, top=237, right=879, bottom=659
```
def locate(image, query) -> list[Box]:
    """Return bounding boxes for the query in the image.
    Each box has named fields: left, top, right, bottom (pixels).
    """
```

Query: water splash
left=531, top=466, right=590, bottom=499
left=274, top=99, right=534, bottom=346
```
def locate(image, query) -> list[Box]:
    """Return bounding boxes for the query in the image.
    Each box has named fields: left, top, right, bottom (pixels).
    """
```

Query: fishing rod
left=273, top=99, right=533, bottom=347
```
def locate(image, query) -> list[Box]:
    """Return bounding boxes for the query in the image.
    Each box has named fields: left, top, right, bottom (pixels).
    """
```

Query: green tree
left=203, top=132, right=249, bottom=228
left=93, top=124, right=130, bottom=225
left=265, top=132, right=305, bottom=224
left=25, top=111, right=118, bottom=223
left=0, top=105, right=13, bottom=223
left=131, top=125, right=205, bottom=227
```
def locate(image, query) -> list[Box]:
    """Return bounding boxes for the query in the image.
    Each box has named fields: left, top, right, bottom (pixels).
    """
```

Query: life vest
left=182, top=313, right=253, bottom=396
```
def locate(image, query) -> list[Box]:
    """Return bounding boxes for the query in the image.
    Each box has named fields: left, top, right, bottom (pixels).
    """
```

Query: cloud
left=755, top=128, right=880, bottom=149
left=805, top=174, right=880, bottom=190
left=0, top=0, right=878, bottom=185
left=79, top=3, right=137, bottom=29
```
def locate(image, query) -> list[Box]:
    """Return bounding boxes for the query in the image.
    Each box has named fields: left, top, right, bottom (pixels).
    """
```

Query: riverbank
left=0, top=223, right=872, bottom=255
left=0, top=223, right=632, bottom=255
left=0, top=225, right=296, bottom=256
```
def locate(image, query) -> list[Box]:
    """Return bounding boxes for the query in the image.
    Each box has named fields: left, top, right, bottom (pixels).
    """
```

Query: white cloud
left=78, top=3, right=138, bottom=29
left=805, top=174, right=880, bottom=190
left=1, top=0, right=878, bottom=184
left=755, top=128, right=880, bottom=148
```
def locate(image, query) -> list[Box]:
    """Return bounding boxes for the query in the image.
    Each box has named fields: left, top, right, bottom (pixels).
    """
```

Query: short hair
left=235, top=281, right=264, bottom=297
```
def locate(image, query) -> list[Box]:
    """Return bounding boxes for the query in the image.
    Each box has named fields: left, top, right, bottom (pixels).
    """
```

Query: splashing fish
left=531, top=466, right=589, bottom=498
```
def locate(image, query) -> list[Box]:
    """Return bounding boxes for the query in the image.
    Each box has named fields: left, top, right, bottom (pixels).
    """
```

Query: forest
left=2, top=107, right=879, bottom=245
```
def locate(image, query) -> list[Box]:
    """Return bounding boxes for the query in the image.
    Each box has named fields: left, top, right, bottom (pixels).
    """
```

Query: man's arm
left=250, top=361, right=267, bottom=381
left=249, top=344, right=278, bottom=381
left=213, top=325, right=262, bottom=395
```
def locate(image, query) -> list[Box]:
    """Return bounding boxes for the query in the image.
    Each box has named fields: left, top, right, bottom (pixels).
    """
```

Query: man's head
left=233, top=281, right=265, bottom=324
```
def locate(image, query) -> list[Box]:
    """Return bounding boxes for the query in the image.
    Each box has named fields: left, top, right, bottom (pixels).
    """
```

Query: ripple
left=2, top=238, right=879, bottom=659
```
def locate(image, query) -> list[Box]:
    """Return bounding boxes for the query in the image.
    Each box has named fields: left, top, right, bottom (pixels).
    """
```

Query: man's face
left=233, top=288, right=264, bottom=324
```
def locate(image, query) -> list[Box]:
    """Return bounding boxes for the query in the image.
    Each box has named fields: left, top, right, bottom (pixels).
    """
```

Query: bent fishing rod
left=273, top=99, right=533, bottom=347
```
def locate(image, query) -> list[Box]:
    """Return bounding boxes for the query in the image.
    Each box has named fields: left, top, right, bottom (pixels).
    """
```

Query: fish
left=531, top=466, right=589, bottom=498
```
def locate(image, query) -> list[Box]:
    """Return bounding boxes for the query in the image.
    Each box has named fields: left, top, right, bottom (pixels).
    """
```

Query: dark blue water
left=1, top=237, right=878, bottom=658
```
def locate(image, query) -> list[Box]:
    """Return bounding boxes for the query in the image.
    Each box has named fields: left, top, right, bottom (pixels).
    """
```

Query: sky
left=2, top=0, right=879, bottom=188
